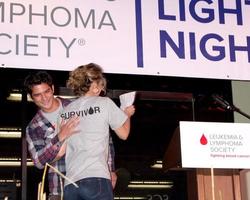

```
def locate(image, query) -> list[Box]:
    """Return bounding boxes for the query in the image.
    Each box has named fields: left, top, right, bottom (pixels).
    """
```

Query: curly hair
left=67, top=63, right=107, bottom=96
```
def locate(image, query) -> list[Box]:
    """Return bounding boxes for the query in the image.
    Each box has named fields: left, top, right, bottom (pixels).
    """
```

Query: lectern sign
left=179, top=121, right=250, bottom=169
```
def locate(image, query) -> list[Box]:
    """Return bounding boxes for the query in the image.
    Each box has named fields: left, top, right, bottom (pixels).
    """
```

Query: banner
left=1, top=0, right=250, bottom=80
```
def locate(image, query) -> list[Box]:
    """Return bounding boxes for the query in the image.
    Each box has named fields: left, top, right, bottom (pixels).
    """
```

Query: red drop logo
left=200, top=134, right=208, bottom=145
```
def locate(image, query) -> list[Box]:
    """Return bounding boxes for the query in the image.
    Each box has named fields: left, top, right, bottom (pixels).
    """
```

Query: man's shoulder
left=28, top=111, right=41, bottom=124
left=58, top=97, right=74, bottom=107
left=62, top=98, right=80, bottom=111
left=26, top=111, right=45, bottom=130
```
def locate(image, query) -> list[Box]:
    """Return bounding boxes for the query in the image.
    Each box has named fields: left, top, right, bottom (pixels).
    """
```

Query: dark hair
left=23, top=71, right=53, bottom=95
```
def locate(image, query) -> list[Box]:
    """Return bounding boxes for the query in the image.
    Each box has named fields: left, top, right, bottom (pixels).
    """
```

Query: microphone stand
left=212, top=94, right=250, bottom=120
left=231, top=105, right=250, bottom=120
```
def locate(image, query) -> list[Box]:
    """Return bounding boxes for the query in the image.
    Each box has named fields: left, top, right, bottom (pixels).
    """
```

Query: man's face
left=30, top=83, right=55, bottom=112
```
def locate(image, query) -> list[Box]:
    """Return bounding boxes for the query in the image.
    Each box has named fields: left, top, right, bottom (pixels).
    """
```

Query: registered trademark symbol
left=78, top=38, right=86, bottom=46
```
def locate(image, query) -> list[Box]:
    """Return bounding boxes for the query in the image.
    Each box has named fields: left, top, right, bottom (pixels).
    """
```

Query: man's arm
left=108, top=136, right=115, bottom=171
left=26, top=117, right=79, bottom=169
left=108, top=136, right=117, bottom=189
left=26, top=126, right=62, bottom=169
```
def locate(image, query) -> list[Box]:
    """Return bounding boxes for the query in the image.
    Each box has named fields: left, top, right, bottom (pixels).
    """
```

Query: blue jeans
left=64, top=177, right=113, bottom=200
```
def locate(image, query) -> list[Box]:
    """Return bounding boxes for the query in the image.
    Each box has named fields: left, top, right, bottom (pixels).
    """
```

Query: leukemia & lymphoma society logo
left=200, top=134, right=208, bottom=145
left=199, top=132, right=248, bottom=159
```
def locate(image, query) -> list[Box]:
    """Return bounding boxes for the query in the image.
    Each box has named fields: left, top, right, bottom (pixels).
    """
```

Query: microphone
left=212, top=94, right=233, bottom=110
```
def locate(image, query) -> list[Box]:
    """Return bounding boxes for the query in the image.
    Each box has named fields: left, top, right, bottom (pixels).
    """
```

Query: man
left=24, top=71, right=116, bottom=200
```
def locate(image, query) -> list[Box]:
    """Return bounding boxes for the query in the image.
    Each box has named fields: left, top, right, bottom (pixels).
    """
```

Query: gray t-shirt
left=61, top=96, right=127, bottom=186
left=41, top=99, right=63, bottom=136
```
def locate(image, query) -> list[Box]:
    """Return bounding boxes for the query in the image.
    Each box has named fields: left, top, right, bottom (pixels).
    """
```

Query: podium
left=163, top=126, right=242, bottom=200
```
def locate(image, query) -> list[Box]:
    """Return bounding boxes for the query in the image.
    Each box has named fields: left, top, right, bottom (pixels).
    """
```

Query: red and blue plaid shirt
left=26, top=97, right=115, bottom=196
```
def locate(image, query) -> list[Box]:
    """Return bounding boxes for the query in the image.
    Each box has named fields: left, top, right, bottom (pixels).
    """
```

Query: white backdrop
left=1, top=0, right=250, bottom=80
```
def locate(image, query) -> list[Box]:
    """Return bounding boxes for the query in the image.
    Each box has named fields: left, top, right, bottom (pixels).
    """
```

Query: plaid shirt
left=26, top=97, right=115, bottom=196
